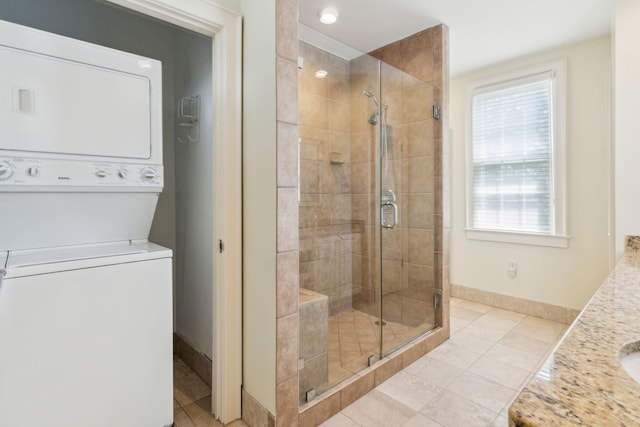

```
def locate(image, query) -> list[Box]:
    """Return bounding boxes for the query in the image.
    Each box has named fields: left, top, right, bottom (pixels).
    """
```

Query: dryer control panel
left=0, top=156, right=163, bottom=192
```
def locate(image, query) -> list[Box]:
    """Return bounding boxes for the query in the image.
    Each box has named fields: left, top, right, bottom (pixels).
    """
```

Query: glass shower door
left=378, top=62, right=437, bottom=356
left=296, top=41, right=438, bottom=405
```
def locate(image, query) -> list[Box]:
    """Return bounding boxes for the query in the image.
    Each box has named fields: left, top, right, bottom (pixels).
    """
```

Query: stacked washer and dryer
left=0, top=20, right=174, bottom=427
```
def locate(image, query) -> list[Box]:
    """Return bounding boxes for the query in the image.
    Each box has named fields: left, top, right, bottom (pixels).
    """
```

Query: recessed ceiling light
left=315, top=70, right=328, bottom=79
left=319, top=7, right=339, bottom=25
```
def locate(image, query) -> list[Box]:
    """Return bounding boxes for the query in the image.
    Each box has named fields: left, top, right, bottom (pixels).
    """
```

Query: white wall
left=174, top=32, right=214, bottom=358
left=614, top=0, right=640, bottom=257
left=450, top=36, right=611, bottom=310
left=241, top=0, right=277, bottom=415
left=211, top=0, right=240, bottom=12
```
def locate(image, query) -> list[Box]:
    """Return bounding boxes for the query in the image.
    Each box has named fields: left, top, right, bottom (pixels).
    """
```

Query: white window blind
left=470, top=72, right=555, bottom=234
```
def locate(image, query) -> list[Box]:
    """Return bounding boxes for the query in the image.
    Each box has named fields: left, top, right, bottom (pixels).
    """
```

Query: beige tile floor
left=325, top=310, right=433, bottom=392
left=173, top=356, right=248, bottom=427
left=320, top=297, right=568, bottom=427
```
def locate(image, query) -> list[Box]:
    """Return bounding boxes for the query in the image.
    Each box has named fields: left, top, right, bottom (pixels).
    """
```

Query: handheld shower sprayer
left=362, top=90, right=387, bottom=125
left=362, top=90, right=380, bottom=107
left=362, top=88, right=397, bottom=228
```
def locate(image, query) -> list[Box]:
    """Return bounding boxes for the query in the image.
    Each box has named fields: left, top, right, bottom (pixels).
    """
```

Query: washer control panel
left=0, top=156, right=163, bottom=191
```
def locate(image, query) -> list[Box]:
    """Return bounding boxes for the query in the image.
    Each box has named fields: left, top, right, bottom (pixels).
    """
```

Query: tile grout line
left=321, top=298, right=568, bottom=426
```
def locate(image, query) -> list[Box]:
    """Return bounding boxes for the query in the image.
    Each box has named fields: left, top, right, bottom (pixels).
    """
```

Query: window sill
left=465, top=229, right=570, bottom=248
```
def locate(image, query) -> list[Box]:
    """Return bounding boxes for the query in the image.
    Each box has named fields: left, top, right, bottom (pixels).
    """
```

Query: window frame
left=465, top=58, right=569, bottom=248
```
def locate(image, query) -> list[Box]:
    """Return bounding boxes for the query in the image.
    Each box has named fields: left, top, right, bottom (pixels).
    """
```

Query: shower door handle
left=381, top=201, right=398, bottom=229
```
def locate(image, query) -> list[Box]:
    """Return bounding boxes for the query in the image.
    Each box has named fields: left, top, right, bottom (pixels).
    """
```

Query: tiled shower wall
left=298, top=41, right=355, bottom=315
left=273, top=0, right=300, bottom=425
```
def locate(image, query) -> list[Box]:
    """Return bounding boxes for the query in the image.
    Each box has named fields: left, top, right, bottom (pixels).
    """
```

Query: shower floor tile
left=320, top=300, right=568, bottom=427
left=323, top=309, right=432, bottom=390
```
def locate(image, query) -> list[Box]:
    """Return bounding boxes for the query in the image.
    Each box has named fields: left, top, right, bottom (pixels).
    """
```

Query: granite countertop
left=509, top=236, right=640, bottom=426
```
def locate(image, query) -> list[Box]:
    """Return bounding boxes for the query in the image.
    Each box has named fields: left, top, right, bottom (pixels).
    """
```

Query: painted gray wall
left=174, top=32, right=214, bottom=358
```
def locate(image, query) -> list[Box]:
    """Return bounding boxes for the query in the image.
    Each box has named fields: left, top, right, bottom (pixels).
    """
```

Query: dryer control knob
left=27, top=166, right=40, bottom=177
left=117, top=170, right=127, bottom=179
left=141, top=168, right=157, bottom=182
left=0, top=161, right=14, bottom=181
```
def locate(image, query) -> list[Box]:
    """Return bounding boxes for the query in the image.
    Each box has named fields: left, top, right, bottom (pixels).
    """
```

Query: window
left=466, top=59, right=568, bottom=247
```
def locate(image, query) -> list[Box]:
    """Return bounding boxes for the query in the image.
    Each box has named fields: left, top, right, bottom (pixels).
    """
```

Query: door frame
left=105, top=0, right=242, bottom=423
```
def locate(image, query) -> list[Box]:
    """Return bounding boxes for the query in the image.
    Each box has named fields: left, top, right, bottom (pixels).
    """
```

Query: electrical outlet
left=508, top=261, right=517, bottom=278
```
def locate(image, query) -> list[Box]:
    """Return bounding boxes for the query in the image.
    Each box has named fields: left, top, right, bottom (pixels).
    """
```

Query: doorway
left=0, top=0, right=242, bottom=422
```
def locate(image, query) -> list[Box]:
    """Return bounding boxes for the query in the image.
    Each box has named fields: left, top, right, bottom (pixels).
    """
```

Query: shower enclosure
left=298, top=40, right=438, bottom=404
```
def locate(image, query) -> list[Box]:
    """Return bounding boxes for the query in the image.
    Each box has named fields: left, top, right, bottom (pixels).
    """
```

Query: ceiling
left=298, top=0, right=613, bottom=76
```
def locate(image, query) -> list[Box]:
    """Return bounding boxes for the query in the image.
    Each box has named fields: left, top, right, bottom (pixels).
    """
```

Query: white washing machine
left=0, top=20, right=174, bottom=427
left=0, top=242, right=173, bottom=427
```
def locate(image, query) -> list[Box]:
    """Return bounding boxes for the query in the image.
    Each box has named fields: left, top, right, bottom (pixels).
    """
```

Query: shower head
left=368, top=111, right=379, bottom=125
left=362, top=90, right=380, bottom=108
left=363, top=90, right=380, bottom=125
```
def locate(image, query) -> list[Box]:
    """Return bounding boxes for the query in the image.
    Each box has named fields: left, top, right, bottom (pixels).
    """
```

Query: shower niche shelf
left=329, top=152, right=345, bottom=164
